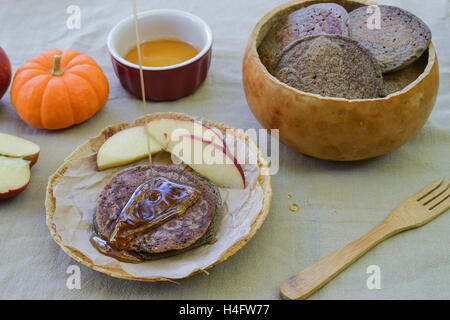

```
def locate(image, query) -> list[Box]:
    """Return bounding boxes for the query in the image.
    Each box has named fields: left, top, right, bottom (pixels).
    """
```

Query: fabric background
left=0, top=0, right=448, bottom=299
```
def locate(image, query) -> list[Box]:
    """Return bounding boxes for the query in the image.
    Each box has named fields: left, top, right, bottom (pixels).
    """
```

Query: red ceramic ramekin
left=107, top=9, right=213, bottom=101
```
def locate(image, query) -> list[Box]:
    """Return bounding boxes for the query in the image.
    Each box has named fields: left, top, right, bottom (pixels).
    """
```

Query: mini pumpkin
left=10, top=49, right=109, bottom=130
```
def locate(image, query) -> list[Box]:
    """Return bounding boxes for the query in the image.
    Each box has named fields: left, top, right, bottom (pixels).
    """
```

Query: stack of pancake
left=94, top=164, right=222, bottom=260
left=266, top=3, right=432, bottom=99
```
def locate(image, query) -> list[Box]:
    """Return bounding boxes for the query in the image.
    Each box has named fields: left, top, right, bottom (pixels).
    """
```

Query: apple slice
left=97, top=126, right=163, bottom=171
left=0, top=133, right=40, bottom=167
left=0, top=155, right=31, bottom=199
left=146, top=117, right=225, bottom=150
left=167, top=134, right=245, bottom=189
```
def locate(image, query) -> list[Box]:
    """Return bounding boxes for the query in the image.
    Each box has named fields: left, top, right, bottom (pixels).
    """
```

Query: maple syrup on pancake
left=90, top=0, right=200, bottom=263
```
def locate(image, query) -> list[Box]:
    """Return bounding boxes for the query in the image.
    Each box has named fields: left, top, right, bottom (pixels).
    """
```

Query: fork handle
left=280, top=220, right=399, bottom=300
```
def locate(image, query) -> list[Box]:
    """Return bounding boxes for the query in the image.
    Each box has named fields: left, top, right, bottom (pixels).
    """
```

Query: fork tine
left=414, top=178, right=444, bottom=201
left=421, top=182, right=449, bottom=204
left=427, top=191, right=450, bottom=211
left=429, top=195, right=450, bottom=214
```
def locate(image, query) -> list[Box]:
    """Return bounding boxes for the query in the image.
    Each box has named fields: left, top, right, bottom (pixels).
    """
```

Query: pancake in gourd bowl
left=260, top=2, right=350, bottom=72
left=46, top=112, right=272, bottom=281
left=348, top=5, right=432, bottom=73
left=273, top=34, right=383, bottom=99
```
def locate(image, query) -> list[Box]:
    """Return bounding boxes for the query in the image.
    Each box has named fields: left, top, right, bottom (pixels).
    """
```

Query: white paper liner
left=52, top=134, right=263, bottom=279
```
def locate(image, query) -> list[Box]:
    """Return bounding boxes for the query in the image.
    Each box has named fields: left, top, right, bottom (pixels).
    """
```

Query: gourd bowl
left=242, top=0, right=439, bottom=161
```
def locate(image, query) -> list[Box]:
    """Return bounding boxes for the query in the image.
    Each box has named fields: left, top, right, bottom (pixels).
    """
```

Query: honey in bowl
left=124, top=39, right=199, bottom=67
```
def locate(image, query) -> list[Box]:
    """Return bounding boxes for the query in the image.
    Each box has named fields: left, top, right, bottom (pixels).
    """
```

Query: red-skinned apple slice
left=167, top=134, right=245, bottom=189
left=0, top=133, right=40, bottom=167
left=97, top=126, right=163, bottom=171
left=0, top=155, right=31, bottom=199
left=146, top=117, right=226, bottom=150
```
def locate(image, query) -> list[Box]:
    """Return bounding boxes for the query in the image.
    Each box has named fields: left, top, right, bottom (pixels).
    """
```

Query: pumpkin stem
left=51, top=55, right=64, bottom=76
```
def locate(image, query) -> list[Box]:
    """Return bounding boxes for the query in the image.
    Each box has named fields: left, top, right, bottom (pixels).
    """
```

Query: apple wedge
left=167, top=134, right=245, bottom=189
left=146, top=117, right=225, bottom=150
left=0, top=155, right=31, bottom=199
left=97, top=126, right=163, bottom=171
left=0, top=133, right=40, bottom=167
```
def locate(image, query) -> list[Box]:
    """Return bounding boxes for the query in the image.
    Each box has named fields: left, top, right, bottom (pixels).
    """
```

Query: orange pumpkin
left=10, top=49, right=109, bottom=130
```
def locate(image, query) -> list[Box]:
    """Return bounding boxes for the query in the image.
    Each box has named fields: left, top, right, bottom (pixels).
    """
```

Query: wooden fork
left=280, top=178, right=450, bottom=300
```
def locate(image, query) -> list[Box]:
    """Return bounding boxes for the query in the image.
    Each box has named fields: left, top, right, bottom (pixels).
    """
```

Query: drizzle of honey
left=124, top=39, right=199, bottom=67
left=90, top=233, right=144, bottom=264
left=110, top=177, right=200, bottom=249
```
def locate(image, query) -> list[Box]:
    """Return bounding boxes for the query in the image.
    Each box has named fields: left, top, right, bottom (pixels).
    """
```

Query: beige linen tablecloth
left=0, top=0, right=448, bottom=299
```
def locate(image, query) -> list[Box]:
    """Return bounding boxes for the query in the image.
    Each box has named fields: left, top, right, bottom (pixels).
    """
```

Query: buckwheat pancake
left=275, top=3, right=349, bottom=50
left=94, top=164, right=221, bottom=260
left=349, top=5, right=432, bottom=73
left=259, top=3, right=349, bottom=72
left=380, top=50, right=428, bottom=97
left=273, top=34, right=382, bottom=99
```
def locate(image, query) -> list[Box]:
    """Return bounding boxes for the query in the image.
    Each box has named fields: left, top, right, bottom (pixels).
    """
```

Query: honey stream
left=131, top=0, right=154, bottom=180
